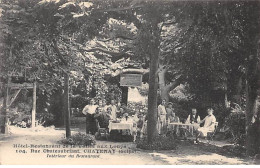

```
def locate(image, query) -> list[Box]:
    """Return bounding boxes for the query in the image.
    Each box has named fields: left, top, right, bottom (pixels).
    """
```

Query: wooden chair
left=207, top=122, right=219, bottom=141
left=95, top=122, right=109, bottom=140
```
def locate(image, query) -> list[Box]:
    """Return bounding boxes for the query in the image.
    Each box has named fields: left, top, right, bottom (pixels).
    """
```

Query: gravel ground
left=0, top=126, right=252, bottom=165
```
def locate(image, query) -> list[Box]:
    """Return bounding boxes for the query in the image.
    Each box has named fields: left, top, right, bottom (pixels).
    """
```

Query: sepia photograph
left=0, top=0, right=260, bottom=165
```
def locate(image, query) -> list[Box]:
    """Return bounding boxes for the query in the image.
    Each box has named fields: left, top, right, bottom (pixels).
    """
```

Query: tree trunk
left=161, top=87, right=170, bottom=102
left=147, top=17, right=161, bottom=143
left=231, top=76, right=243, bottom=105
left=159, top=72, right=182, bottom=102
left=245, top=81, right=259, bottom=156
left=245, top=45, right=260, bottom=156
left=158, top=67, right=168, bottom=102
left=147, top=46, right=159, bottom=143
left=158, top=65, right=182, bottom=102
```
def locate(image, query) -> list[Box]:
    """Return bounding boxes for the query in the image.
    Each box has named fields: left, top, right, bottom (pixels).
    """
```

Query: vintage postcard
left=0, top=0, right=260, bottom=165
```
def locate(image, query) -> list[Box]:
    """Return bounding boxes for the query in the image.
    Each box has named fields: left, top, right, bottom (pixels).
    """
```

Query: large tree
left=172, top=1, right=260, bottom=156
left=1, top=0, right=259, bottom=155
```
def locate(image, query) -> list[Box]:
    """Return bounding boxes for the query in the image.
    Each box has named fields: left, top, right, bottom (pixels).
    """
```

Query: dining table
left=168, top=122, right=199, bottom=136
left=108, top=121, right=134, bottom=135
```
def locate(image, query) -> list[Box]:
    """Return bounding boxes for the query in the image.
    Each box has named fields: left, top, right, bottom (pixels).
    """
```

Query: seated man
left=94, top=107, right=111, bottom=129
left=168, top=112, right=180, bottom=123
left=121, top=113, right=133, bottom=123
left=136, top=114, right=144, bottom=134
left=132, top=114, right=144, bottom=141
left=179, top=108, right=201, bottom=139
left=167, top=112, right=180, bottom=137
left=185, top=108, right=201, bottom=131
left=185, top=108, right=201, bottom=124
left=194, top=108, right=216, bottom=144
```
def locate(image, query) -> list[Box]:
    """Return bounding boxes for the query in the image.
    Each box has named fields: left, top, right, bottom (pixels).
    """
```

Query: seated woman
left=194, top=108, right=216, bottom=144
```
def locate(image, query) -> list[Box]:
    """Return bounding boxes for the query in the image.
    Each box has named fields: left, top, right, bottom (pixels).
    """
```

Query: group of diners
left=82, top=98, right=217, bottom=143
left=82, top=99, right=144, bottom=137
left=158, top=99, right=217, bottom=143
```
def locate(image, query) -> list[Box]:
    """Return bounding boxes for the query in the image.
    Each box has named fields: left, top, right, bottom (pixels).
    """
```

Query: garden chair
left=207, top=122, right=219, bottom=142
left=95, top=122, right=109, bottom=140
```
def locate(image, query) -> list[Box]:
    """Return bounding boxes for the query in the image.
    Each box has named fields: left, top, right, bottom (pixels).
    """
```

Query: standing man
left=166, top=102, right=174, bottom=121
left=158, top=99, right=167, bottom=134
left=82, top=99, right=98, bottom=135
left=109, top=99, right=117, bottom=120
left=101, top=99, right=109, bottom=113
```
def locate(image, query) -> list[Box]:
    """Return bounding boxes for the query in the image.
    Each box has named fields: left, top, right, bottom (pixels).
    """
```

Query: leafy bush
left=212, top=103, right=230, bottom=127
left=38, top=112, right=55, bottom=127
left=223, top=111, right=246, bottom=146
left=222, top=145, right=246, bottom=157
left=60, top=132, right=96, bottom=146
left=71, top=96, right=89, bottom=111
left=168, top=98, right=193, bottom=123
left=125, top=102, right=147, bottom=116
left=70, top=117, right=86, bottom=125
left=136, top=135, right=178, bottom=150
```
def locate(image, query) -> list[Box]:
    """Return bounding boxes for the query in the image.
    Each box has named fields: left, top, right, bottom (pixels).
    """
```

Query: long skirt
left=86, top=113, right=97, bottom=135
left=197, top=127, right=214, bottom=137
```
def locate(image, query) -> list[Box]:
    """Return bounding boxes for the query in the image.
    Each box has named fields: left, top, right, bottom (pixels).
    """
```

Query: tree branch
left=51, top=39, right=68, bottom=66
left=162, top=21, right=178, bottom=27
left=97, top=5, right=144, bottom=13
left=115, top=35, right=136, bottom=40
left=166, top=75, right=183, bottom=91
left=79, top=48, right=133, bottom=58
left=98, top=35, right=136, bottom=42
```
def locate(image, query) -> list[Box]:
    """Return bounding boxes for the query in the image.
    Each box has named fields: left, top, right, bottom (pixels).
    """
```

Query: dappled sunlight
left=8, top=125, right=64, bottom=136
left=128, top=87, right=146, bottom=104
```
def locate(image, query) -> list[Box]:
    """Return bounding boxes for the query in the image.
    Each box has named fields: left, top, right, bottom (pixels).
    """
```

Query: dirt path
left=0, top=126, right=251, bottom=165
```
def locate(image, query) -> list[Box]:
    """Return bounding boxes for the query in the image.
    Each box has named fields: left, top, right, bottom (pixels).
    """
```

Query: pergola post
left=121, top=86, right=128, bottom=106
left=1, top=77, right=10, bottom=134
left=64, top=72, right=71, bottom=138
left=31, top=81, right=36, bottom=128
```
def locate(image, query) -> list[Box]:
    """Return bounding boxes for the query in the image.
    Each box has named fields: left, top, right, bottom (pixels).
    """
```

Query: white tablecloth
left=168, top=123, right=197, bottom=136
left=108, top=122, right=134, bottom=135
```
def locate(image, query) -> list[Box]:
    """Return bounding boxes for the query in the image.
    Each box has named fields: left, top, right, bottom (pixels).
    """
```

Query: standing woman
left=82, top=99, right=98, bottom=135
left=158, top=99, right=167, bottom=134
